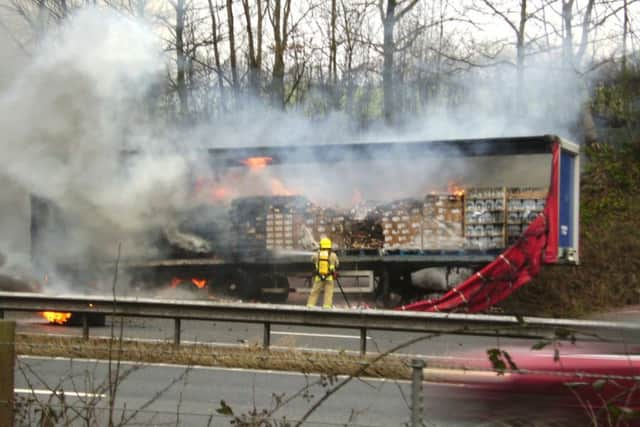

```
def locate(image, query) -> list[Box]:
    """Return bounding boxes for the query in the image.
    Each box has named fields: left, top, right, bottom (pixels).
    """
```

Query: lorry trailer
left=31, top=135, right=580, bottom=308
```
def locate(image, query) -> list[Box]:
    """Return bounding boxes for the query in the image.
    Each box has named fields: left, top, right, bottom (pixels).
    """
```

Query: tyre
left=230, top=269, right=262, bottom=301
left=260, top=274, right=290, bottom=303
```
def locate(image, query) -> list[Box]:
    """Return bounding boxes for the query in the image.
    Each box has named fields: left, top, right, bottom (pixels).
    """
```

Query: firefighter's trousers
left=307, top=277, right=334, bottom=308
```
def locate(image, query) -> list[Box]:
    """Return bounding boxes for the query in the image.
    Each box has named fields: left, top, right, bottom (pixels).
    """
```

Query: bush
left=499, top=140, right=640, bottom=317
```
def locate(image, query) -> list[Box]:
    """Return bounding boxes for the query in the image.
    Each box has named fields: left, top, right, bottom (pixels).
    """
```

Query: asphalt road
left=15, top=356, right=588, bottom=427
left=14, top=356, right=443, bottom=426
left=9, top=300, right=639, bottom=426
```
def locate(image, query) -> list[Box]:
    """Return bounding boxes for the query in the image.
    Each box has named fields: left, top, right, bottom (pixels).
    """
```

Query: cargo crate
left=506, top=187, right=548, bottom=245
left=463, top=188, right=506, bottom=249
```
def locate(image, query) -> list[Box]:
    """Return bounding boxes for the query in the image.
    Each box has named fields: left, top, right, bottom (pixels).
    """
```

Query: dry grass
left=16, top=333, right=413, bottom=380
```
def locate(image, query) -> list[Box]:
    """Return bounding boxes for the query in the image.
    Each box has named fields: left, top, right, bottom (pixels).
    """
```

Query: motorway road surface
left=15, top=356, right=597, bottom=426
left=15, top=356, right=440, bottom=426
left=7, top=302, right=640, bottom=426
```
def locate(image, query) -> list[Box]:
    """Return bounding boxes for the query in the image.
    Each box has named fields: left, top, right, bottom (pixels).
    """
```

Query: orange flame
left=41, top=311, right=72, bottom=325
left=212, top=187, right=229, bottom=200
left=270, top=178, right=296, bottom=196
left=191, top=278, right=207, bottom=289
left=448, top=181, right=465, bottom=198
left=171, top=277, right=207, bottom=289
left=170, top=277, right=182, bottom=288
left=242, top=156, right=272, bottom=171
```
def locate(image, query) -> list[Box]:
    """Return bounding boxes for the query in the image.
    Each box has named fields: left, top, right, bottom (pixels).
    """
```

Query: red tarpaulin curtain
left=399, top=142, right=560, bottom=313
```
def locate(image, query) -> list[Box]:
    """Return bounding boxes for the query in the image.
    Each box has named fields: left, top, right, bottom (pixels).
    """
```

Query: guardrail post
left=0, top=320, right=15, bottom=427
left=359, top=328, right=367, bottom=355
left=263, top=322, right=271, bottom=350
left=82, top=314, right=89, bottom=341
left=410, top=359, right=425, bottom=427
left=174, top=318, right=181, bottom=346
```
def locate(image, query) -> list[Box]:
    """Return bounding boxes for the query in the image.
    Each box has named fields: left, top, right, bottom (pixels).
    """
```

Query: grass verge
left=16, top=333, right=413, bottom=380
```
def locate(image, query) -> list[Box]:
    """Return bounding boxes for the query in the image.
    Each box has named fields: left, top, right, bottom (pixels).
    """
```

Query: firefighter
left=307, top=237, right=339, bottom=308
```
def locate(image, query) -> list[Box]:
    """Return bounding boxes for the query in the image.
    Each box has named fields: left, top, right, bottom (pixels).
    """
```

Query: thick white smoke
left=0, top=8, right=190, bottom=282
left=0, top=5, right=584, bottom=292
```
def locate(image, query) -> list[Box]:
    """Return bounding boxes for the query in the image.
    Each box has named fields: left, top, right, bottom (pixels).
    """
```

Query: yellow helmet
left=319, top=237, right=332, bottom=249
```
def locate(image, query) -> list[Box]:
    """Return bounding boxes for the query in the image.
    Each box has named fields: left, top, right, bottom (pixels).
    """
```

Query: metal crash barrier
left=1, top=292, right=639, bottom=356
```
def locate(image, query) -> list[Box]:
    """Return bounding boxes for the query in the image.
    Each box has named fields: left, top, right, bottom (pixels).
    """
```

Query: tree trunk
left=226, top=0, right=239, bottom=100
left=175, top=0, right=188, bottom=120
left=562, top=0, right=574, bottom=68
left=382, top=0, right=396, bottom=126
left=329, top=0, right=337, bottom=84
left=242, top=0, right=263, bottom=98
left=208, top=0, right=226, bottom=109
left=270, top=0, right=288, bottom=109
left=515, top=0, right=526, bottom=117
left=622, top=0, right=628, bottom=73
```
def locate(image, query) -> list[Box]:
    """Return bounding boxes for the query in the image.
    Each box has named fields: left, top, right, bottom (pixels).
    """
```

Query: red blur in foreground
left=426, top=343, right=640, bottom=426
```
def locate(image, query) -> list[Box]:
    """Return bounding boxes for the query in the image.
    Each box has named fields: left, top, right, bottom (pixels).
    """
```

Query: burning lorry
left=29, top=135, right=580, bottom=310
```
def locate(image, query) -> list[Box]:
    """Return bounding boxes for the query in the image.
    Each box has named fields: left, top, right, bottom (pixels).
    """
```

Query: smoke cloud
left=0, top=5, right=583, bottom=293
left=0, top=8, right=188, bottom=283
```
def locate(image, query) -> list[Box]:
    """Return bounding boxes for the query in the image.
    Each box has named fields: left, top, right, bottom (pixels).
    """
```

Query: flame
left=242, top=156, right=272, bottom=170
left=171, top=277, right=207, bottom=289
left=170, top=277, right=182, bottom=288
left=193, top=177, right=233, bottom=202
left=212, top=187, right=229, bottom=200
left=448, top=181, right=465, bottom=198
left=191, top=278, right=207, bottom=289
left=41, top=311, right=72, bottom=325
left=270, top=178, right=296, bottom=196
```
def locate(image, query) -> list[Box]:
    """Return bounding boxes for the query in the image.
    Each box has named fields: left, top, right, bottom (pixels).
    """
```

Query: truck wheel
left=230, top=269, right=262, bottom=301
left=260, top=274, right=289, bottom=303
left=377, top=269, right=391, bottom=308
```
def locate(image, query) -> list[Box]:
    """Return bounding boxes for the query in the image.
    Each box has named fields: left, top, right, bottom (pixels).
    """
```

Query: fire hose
left=333, top=274, right=351, bottom=309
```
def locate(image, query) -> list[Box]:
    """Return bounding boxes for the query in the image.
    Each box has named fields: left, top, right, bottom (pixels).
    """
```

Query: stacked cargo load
left=347, top=201, right=384, bottom=249
left=265, top=196, right=307, bottom=250
left=506, top=187, right=547, bottom=245
left=380, top=199, right=424, bottom=250
left=464, top=188, right=506, bottom=250
left=230, top=197, right=269, bottom=252
left=422, top=194, right=465, bottom=250
left=229, top=188, right=547, bottom=253
left=305, top=205, right=347, bottom=249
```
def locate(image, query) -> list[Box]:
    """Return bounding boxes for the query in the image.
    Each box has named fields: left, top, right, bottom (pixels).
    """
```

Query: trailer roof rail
left=202, top=135, right=561, bottom=166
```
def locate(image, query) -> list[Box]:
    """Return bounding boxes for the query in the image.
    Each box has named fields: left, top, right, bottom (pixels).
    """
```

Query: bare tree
left=338, top=0, right=375, bottom=122
left=242, top=0, right=264, bottom=98
left=560, top=0, right=597, bottom=144
left=329, top=0, right=337, bottom=86
left=622, top=0, right=629, bottom=72
left=267, top=0, right=290, bottom=108
left=207, top=0, right=226, bottom=107
left=480, top=0, right=530, bottom=116
left=171, top=0, right=189, bottom=120
left=226, top=0, right=239, bottom=98
left=265, top=0, right=314, bottom=108
left=378, top=0, right=419, bottom=126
